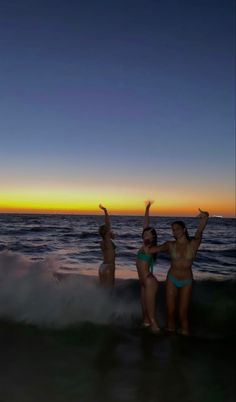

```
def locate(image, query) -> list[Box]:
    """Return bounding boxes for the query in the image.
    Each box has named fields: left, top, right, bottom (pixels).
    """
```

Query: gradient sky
left=0, top=0, right=235, bottom=216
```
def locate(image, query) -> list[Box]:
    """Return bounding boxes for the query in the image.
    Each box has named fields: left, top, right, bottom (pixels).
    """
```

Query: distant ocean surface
left=0, top=214, right=235, bottom=402
left=0, top=213, right=235, bottom=279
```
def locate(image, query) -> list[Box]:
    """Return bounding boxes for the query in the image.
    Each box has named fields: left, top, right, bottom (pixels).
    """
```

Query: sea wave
left=0, top=251, right=235, bottom=339
left=0, top=251, right=139, bottom=328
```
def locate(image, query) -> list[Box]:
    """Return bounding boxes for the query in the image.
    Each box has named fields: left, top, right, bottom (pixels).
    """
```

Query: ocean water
left=0, top=214, right=235, bottom=402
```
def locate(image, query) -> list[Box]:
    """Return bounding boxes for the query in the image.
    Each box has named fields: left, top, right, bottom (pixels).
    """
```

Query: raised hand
left=99, top=204, right=107, bottom=211
left=197, top=208, right=209, bottom=218
left=145, top=200, right=154, bottom=209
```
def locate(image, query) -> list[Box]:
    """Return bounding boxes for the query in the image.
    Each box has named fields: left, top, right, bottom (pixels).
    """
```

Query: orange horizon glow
left=0, top=204, right=235, bottom=218
left=0, top=186, right=235, bottom=217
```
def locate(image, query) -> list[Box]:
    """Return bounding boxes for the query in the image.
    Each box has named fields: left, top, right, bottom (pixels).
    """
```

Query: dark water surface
left=0, top=311, right=235, bottom=402
left=0, top=214, right=235, bottom=401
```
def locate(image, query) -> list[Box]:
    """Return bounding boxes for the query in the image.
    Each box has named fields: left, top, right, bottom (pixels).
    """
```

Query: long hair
left=142, top=226, right=158, bottom=261
left=171, top=220, right=191, bottom=241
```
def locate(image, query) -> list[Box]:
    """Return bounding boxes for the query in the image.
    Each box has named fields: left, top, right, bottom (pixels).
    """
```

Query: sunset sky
left=0, top=0, right=235, bottom=216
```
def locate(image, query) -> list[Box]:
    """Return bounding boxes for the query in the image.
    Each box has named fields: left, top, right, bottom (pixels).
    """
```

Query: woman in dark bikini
left=147, top=208, right=209, bottom=335
left=136, top=201, right=160, bottom=334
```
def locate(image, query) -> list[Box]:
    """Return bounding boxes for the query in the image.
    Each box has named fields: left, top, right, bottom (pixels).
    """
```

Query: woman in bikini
left=98, top=204, right=116, bottom=287
left=147, top=208, right=209, bottom=335
left=136, top=201, right=160, bottom=334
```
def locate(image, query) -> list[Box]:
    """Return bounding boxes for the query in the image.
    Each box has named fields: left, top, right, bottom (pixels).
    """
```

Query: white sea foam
left=0, top=251, right=139, bottom=327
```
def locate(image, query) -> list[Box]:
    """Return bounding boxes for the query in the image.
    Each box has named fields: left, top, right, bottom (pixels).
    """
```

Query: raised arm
left=144, top=200, right=154, bottom=229
left=194, top=208, right=209, bottom=244
left=99, top=204, right=111, bottom=231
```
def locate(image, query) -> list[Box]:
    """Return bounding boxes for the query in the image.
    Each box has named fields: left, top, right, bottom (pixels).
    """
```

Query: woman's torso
left=136, top=248, right=154, bottom=281
left=101, top=240, right=116, bottom=264
left=168, top=240, right=196, bottom=279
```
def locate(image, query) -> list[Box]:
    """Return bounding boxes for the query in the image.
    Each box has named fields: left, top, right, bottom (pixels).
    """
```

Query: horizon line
left=0, top=211, right=234, bottom=219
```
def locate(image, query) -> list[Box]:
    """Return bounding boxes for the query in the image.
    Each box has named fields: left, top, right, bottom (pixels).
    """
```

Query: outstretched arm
left=143, top=241, right=171, bottom=255
left=194, top=208, right=209, bottom=244
left=144, top=200, right=154, bottom=229
left=99, top=204, right=111, bottom=230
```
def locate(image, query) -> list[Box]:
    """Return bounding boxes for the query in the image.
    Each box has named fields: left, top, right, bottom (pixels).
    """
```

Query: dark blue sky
left=0, top=0, right=235, bottom=214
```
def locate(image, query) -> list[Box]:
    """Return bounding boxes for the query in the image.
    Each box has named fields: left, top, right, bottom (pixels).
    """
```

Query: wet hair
left=171, top=220, right=190, bottom=241
left=142, top=226, right=158, bottom=261
left=99, top=224, right=108, bottom=238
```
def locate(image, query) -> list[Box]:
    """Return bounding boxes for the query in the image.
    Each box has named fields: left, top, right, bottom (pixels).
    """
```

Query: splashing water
left=0, top=251, right=140, bottom=328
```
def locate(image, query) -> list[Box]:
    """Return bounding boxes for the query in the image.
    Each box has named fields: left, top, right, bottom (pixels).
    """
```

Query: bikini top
left=137, top=250, right=154, bottom=273
left=170, top=243, right=194, bottom=261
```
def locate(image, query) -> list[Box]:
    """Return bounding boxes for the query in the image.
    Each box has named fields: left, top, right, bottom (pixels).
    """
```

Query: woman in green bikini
left=147, top=208, right=209, bottom=335
left=136, top=201, right=161, bottom=334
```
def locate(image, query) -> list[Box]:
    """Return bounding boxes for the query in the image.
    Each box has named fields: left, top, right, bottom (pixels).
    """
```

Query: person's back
left=98, top=205, right=116, bottom=287
left=100, top=225, right=116, bottom=264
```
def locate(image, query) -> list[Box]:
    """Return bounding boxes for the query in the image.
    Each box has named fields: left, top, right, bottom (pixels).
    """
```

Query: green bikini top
left=137, top=250, right=154, bottom=273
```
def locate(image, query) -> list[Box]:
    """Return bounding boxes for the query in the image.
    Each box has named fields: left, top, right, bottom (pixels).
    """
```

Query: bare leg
left=106, top=266, right=115, bottom=287
left=166, top=278, right=178, bottom=332
left=178, top=283, right=192, bottom=335
left=140, top=285, right=149, bottom=325
left=99, top=268, right=105, bottom=285
left=144, top=275, right=160, bottom=333
left=99, top=265, right=115, bottom=288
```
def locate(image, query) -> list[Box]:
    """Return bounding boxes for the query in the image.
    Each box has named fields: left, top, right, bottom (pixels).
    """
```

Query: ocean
left=0, top=214, right=235, bottom=402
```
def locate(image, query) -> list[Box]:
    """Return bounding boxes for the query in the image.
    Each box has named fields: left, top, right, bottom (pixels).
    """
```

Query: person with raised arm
left=146, top=208, right=209, bottom=335
left=98, top=204, right=116, bottom=287
left=136, top=201, right=161, bottom=334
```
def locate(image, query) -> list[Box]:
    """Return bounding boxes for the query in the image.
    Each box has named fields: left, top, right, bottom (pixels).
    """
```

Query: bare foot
left=166, top=327, right=176, bottom=334
left=178, top=329, right=189, bottom=336
left=141, top=321, right=151, bottom=328
left=150, top=325, right=161, bottom=334
left=149, top=319, right=161, bottom=334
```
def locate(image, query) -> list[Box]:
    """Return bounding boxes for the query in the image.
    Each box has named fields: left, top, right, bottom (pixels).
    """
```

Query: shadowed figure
left=148, top=208, right=209, bottom=335
left=98, top=204, right=116, bottom=288
left=136, top=201, right=160, bottom=334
